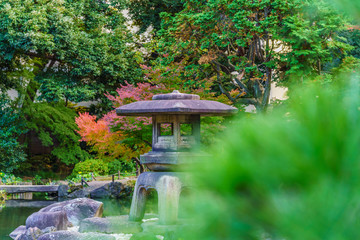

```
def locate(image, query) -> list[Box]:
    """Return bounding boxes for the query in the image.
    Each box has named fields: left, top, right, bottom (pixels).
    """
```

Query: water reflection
left=0, top=205, right=41, bottom=239
left=8, top=192, right=33, bottom=200
left=0, top=195, right=133, bottom=239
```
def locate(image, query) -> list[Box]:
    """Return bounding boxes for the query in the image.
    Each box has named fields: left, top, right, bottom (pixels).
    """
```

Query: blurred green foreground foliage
left=180, top=73, right=360, bottom=240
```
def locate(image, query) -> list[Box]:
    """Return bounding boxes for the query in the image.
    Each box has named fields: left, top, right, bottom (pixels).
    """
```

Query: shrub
left=0, top=173, right=22, bottom=185
left=71, top=159, right=108, bottom=177
left=108, top=159, right=136, bottom=175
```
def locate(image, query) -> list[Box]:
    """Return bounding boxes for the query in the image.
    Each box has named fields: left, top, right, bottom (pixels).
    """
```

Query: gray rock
left=26, top=211, right=68, bottom=231
left=0, top=185, right=59, bottom=194
left=16, top=227, right=42, bottom=240
left=10, top=225, right=56, bottom=239
left=6, top=200, right=57, bottom=208
left=57, top=185, right=69, bottom=198
left=41, top=226, right=57, bottom=234
left=39, top=198, right=103, bottom=226
left=38, top=231, right=116, bottom=240
left=108, top=182, right=126, bottom=198
left=90, top=182, right=132, bottom=199
left=37, top=231, right=80, bottom=240
left=68, top=189, right=90, bottom=198
left=89, top=187, right=109, bottom=198
left=79, top=215, right=142, bottom=234
left=10, top=225, right=26, bottom=239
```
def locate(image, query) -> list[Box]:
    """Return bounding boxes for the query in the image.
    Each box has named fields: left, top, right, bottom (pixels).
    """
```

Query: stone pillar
left=156, top=175, right=182, bottom=225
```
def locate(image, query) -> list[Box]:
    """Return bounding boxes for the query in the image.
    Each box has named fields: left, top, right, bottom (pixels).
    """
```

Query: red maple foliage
left=76, top=82, right=164, bottom=161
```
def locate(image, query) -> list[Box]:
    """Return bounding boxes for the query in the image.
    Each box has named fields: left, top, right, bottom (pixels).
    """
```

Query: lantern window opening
left=180, top=123, right=193, bottom=136
left=159, top=123, right=174, bottom=136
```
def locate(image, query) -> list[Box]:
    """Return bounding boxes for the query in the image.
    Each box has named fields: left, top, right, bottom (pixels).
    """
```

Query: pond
left=0, top=196, right=132, bottom=239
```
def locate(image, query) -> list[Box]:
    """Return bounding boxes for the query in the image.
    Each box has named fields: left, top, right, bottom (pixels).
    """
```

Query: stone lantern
left=116, top=90, right=237, bottom=225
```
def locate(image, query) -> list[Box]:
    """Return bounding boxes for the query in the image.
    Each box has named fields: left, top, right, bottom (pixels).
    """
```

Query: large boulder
left=26, top=211, right=68, bottom=231
left=39, top=198, right=103, bottom=226
left=79, top=215, right=142, bottom=234
left=37, top=231, right=116, bottom=240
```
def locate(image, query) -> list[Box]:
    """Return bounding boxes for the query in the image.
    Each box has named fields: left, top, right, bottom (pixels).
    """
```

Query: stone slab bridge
left=0, top=185, right=68, bottom=197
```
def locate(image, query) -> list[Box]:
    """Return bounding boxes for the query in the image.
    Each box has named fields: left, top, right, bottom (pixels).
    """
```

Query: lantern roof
left=116, top=90, right=238, bottom=116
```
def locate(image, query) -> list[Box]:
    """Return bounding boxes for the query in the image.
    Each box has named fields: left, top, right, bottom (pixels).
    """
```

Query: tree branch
left=212, top=62, right=236, bottom=102
left=25, top=52, right=58, bottom=61
left=261, top=68, right=272, bottom=108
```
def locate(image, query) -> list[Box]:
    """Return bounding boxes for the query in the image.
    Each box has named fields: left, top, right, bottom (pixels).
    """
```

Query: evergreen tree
left=146, top=0, right=349, bottom=111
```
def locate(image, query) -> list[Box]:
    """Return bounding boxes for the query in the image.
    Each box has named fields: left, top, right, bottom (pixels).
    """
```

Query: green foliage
left=0, top=0, right=143, bottom=110
left=34, top=170, right=59, bottom=181
left=0, top=190, right=6, bottom=201
left=189, top=75, right=360, bottom=239
left=279, top=0, right=351, bottom=81
left=32, top=175, right=43, bottom=185
left=68, top=172, right=95, bottom=183
left=127, top=0, right=183, bottom=33
left=108, top=159, right=136, bottom=175
left=328, top=0, right=360, bottom=22
left=130, top=232, right=158, bottom=240
left=23, top=102, right=89, bottom=165
left=71, top=159, right=109, bottom=177
left=0, top=94, right=26, bottom=173
left=200, top=116, right=227, bottom=147
left=0, top=173, right=22, bottom=185
left=37, top=76, right=95, bottom=105
left=149, top=0, right=349, bottom=111
left=339, top=29, right=360, bottom=59
left=14, top=154, right=71, bottom=179
left=0, top=0, right=146, bottom=174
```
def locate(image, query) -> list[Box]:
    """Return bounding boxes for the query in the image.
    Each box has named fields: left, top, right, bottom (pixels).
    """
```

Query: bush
left=108, top=159, right=136, bottom=175
left=0, top=173, right=22, bottom=185
left=71, top=159, right=108, bottom=177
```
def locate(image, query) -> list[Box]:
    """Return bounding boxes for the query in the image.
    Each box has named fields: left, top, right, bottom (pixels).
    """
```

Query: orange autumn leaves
left=75, top=112, right=134, bottom=160
left=75, top=82, right=159, bottom=162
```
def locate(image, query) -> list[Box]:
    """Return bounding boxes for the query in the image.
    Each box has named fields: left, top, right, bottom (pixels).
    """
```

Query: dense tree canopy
left=0, top=0, right=142, bottom=103
left=0, top=0, right=146, bottom=171
left=0, top=0, right=358, bottom=176
left=141, top=0, right=349, bottom=111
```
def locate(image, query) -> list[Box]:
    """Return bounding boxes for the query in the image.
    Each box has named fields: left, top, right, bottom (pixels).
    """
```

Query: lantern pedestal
left=129, top=172, right=190, bottom=225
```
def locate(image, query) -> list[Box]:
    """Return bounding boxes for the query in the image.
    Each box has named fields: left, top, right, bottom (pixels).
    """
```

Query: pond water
left=0, top=196, right=132, bottom=239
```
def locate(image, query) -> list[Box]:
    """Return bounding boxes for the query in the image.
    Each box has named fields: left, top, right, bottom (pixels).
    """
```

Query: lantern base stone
left=129, top=172, right=191, bottom=225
